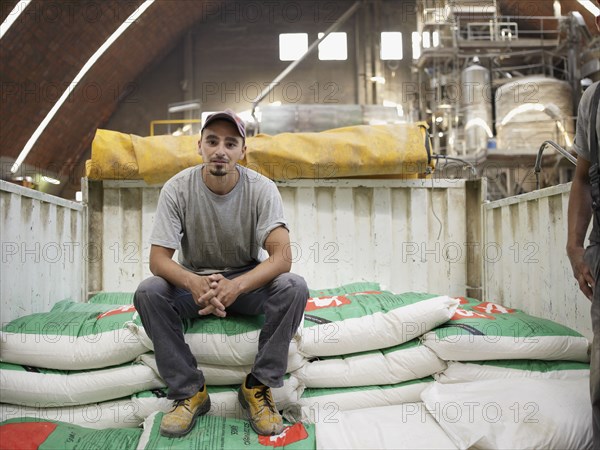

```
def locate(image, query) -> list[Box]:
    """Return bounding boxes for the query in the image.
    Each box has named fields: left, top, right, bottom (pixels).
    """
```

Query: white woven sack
left=135, top=324, right=304, bottom=369
left=299, top=292, right=459, bottom=357
left=0, top=301, right=147, bottom=370
left=421, top=379, right=592, bottom=449
left=0, top=359, right=164, bottom=407
left=0, top=376, right=304, bottom=432
left=139, top=353, right=249, bottom=386
left=284, top=377, right=433, bottom=424
left=315, top=403, right=458, bottom=450
left=294, top=339, right=445, bottom=388
left=436, top=360, right=590, bottom=384
left=421, top=298, right=590, bottom=362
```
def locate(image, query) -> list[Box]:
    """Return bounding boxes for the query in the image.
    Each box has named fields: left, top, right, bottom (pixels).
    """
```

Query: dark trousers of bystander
left=586, top=244, right=600, bottom=449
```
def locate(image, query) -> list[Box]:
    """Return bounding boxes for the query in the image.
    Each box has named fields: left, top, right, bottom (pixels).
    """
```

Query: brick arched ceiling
left=0, top=0, right=598, bottom=198
left=0, top=0, right=208, bottom=196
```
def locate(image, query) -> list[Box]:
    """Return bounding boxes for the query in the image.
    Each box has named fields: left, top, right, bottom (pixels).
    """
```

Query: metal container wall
left=483, top=183, right=591, bottom=339
left=87, top=179, right=482, bottom=298
left=278, top=179, right=478, bottom=295
left=5, top=178, right=587, bottom=338
left=0, top=181, right=84, bottom=323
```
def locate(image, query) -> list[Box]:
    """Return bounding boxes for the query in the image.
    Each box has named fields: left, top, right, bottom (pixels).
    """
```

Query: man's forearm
left=150, top=249, right=197, bottom=292
left=232, top=256, right=290, bottom=295
left=567, top=176, right=593, bottom=254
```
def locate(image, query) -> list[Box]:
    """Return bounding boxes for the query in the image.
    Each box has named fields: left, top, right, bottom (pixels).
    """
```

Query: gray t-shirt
left=150, top=164, right=288, bottom=274
left=573, top=81, right=600, bottom=244
left=573, top=81, right=600, bottom=162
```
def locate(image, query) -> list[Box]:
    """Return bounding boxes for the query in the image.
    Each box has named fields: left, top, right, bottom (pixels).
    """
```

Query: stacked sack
left=283, top=282, right=460, bottom=422
left=415, top=296, right=592, bottom=450
left=0, top=298, right=164, bottom=428
left=298, top=294, right=593, bottom=449
left=0, top=282, right=460, bottom=431
left=0, top=293, right=304, bottom=429
left=2, top=287, right=592, bottom=449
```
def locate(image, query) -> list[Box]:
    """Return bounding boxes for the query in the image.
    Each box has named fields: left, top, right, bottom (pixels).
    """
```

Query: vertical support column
left=363, top=2, right=375, bottom=105
left=85, top=179, right=104, bottom=298
left=354, top=13, right=364, bottom=105
left=466, top=177, right=486, bottom=299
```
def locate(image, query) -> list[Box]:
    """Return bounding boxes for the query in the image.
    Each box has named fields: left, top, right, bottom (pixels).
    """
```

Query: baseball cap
left=201, top=109, right=246, bottom=139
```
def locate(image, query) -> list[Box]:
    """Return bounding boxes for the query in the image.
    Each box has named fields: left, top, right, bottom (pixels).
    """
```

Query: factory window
left=380, top=32, right=403, bottom=60
left=412, top=31, right=421, bottom=59
left=279, top=33, right=308, bottom=61
left=412, top=31, right=440, bottom=59
left=317, top=32, right=348, bottom=60
left=422, top=31, right=431, bottom=49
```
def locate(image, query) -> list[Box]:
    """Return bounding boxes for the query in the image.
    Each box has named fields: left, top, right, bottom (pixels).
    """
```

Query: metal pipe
left=432, top=154, right=479, bottom=177
left=534, top=140, right=577, bottom=189
left=250, top=1, right=362, bottom=125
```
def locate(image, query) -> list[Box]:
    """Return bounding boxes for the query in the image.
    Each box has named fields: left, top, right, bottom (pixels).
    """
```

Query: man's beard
left=209, top=166, right=228, bottom=177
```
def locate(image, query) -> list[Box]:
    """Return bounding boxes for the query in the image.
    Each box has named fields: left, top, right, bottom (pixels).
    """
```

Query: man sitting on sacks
left=133, top=109, right=308, bottom=438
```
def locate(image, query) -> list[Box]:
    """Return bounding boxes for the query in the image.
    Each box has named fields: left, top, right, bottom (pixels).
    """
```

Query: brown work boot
left=159, top=384, right=211, bottom=438
left=238, top=375, right=284, bottom=436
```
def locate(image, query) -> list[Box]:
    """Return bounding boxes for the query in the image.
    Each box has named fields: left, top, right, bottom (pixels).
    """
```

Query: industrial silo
left=494, top=76, right=574, bottom=154
left=461, top=63, right=493, bottom=155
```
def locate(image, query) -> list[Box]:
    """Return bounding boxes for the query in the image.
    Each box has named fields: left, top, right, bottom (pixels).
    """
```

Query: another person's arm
left=567, top=156, right=595, bottom=300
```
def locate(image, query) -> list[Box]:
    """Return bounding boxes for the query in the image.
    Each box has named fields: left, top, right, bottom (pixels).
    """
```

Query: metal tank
left=495, top=76, right=574, bottom=154
left=461, top=64, right=493, bottom=155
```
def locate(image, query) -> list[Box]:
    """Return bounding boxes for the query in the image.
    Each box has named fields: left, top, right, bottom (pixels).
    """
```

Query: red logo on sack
left=258, top=422, right=309, bottom=447
left=97, top=304, right=136, bottom=319
left=451, top=308, right=494, bottom=320
left=0, top=422, right=58, bottom=450
left=306, top=295, right=351, bottom=311
left=472, top=302, right=515, bottom=315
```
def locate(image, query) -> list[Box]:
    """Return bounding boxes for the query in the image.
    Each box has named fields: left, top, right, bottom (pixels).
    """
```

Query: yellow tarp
left=86, top=123, right=432, bottom=184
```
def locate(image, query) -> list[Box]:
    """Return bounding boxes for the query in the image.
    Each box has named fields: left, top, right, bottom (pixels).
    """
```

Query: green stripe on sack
left=309, top=339, right=421, bottom=361
left=143, top=413, right=315, bottom=449
left=88, top=292, right=135, bottom=305
left=303, top=292, right=440, bottom=327
left=133, top=385, right=240, bottom=399
left=301, top=376, right=433, bottom=398
left=434, top=297, right=584, bottom=338
left=2, top=303, right=141, bottom=337
left=308, top=282, right=381, bottom=297
left=0, top=361, right=68, bottom=375
left=0, top=361, right=145, bottom=375
left=50, top=300, right=124, bottom=313
left=473, top=360, right=590, bottom=372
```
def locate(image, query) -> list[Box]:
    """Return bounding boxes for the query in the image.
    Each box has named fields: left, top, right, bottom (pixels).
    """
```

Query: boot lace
left=254, top=386, right=277, bottom=414
left=170, top=397, right=192, bottom=413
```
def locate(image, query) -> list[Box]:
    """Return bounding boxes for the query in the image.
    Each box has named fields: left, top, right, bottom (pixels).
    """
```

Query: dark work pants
left=586, top=244, right=600, bottom=449
left=133, top=268, right=308, bottom=400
